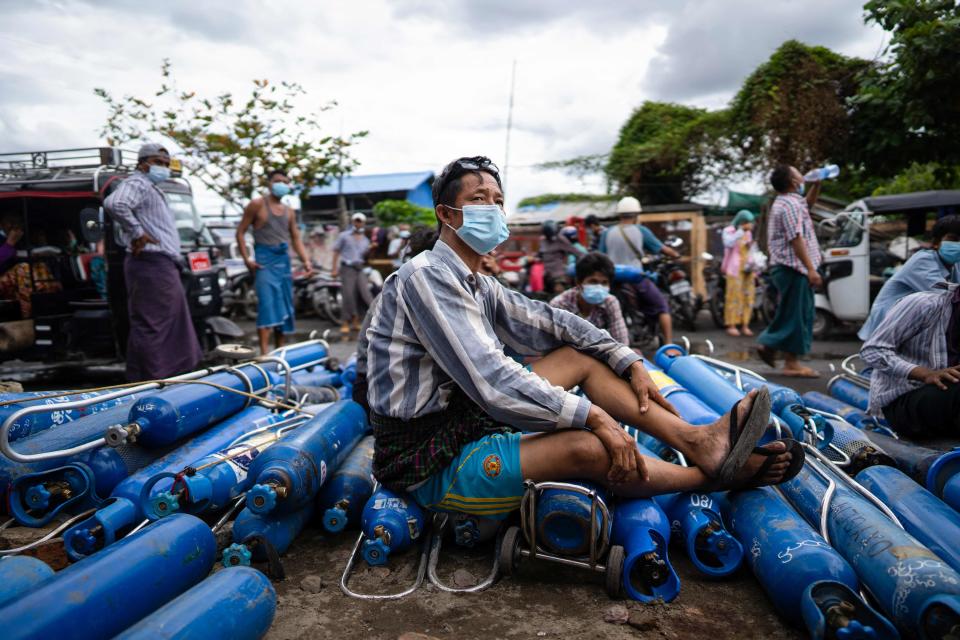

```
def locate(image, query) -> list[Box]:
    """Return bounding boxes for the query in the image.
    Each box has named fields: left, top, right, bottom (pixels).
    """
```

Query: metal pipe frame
left=426, top=514, right=501, bottom=594
left=339, top=527, right=431, bottom=600
left=691, top=353, right=768, bottom=391
left=518, top=480, right=611, bottom=571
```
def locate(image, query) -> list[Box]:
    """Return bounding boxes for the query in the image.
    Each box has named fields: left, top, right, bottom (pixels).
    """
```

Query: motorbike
left=309, top=269, right=343, bottom=324
left=644, top=238, right=702, bottom=331
left=612, top=282, right=665, bottom=350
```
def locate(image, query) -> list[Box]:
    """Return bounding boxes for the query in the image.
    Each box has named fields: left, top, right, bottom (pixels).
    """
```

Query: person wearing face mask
left=331, top=212, right=375, bottom=334
left=550, top=252, right=628, bottom=345
left=756, top=164, right=824, bottom=378
left=103, top=142, right=201, bottom=381
left=236, top=168, right=313, bottom=354
left=364, top=155, right=799, bottom=529
left=858, top=215, right=960, bottom=341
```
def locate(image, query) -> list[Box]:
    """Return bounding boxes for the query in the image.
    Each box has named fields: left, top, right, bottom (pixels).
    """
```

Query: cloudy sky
left=0, top=0, right=886, bottom=213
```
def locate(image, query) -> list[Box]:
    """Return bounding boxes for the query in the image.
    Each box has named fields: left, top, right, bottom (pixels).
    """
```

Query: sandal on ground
left=781, top=367, right=821, bottom=379
left=756, top=345, right=777, bottom=368
left=716, top=387, right=772, bottom=485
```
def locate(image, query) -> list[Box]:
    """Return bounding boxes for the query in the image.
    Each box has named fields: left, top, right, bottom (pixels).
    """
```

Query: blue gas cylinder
left=291, top=368, right=342, bottom=389
left=610, top=496, right=680, bottom=602
left=0, top=388, right=140, bottom=443
left=653, top=490, right=742, bottom=579
left=223, top=504, right=315, bottom=566
left=781, top=462, right=960, bottom=637
left=246, top=400, right=368, bottom=516
left=778, top=404, right=834, bottom=450
left=856, top=465, right=960, bottom=574
left=0, top=514, right=216, bottom=640
left=361, top=486, right=426, bottom=566
left=113, top=567, right=276, bottom=640
left=802, top=391, right=887, bottom=431
left=646, top=368, right=719, bottom=426
left=535, top=482, right=609, bottom=557
left=0, top=403, right=138, bottom=515
left=0, top=555, right=54, bottom=608
left=318, top=435, right=375, bottom=533
left=614, top=264, right=647, bottom=283
left=654, top=348, right=745, bottom=415
left=738, top=376, right=803, bottom=416
left=62, top=405, right=285, bottom=560
left=828, top=377, right=870, bottom=413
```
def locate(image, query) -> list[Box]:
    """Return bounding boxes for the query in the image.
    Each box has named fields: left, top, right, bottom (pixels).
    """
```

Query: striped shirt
left=332, top=229, right=370, bottom=268
left=860, top=283, right=956, bottom=413
left=366, top=239, right=641, bottom=431
left=549, top=287, right=630, bottom=346
left=103, top=172, right=181, bottom=259
left=766, top=193, right=821, bottom=275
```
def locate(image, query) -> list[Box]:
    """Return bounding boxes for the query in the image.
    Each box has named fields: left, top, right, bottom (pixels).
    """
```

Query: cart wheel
left=499, top=526, right=522, bottom=576
left=605, top=545, right=625, bottom=599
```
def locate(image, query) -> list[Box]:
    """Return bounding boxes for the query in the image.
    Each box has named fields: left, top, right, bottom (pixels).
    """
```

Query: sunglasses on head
left=436, top=157, right=501, bottom=196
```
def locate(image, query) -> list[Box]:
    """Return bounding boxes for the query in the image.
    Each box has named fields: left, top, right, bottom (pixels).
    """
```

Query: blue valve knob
left=148, top=491, right=180, bottom=519
left=836, top=621, right=874, bottom=640
left=701, top=529, right=736, bottom=559
left=25, top=484, right=52, bottom=509
left=454, top=518, right=480, bottom=548
left=323, top=507, right=348, bottom=533
left=362, top=538, right=390, bottom=566
left=221, top=543, right=253, bottom=568
left=248, top=484, right=278, bottom=514
left=65, top=528, right=98, bottom=555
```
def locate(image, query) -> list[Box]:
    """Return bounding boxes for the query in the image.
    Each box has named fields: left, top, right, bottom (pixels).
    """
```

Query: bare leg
left=658, top=312, right=673, bottom=345
left=783, top=352, right=819, bottom=377
left=520, top=429, right=790, bottom=496
left=257, top=328, right=271, bottom=355
left=530, top=346, right=787, bottom=478
left=274, top=330, right=285, bottom=350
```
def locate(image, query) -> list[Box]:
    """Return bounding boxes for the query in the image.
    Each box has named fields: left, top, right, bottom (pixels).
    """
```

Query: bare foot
left=741, top=326, right=754, bottom=337
left=725, top=326, right=741, bottom=337
left=781, top=366, right=820, bottom=378
left=681, top=389, right=768, bottom=479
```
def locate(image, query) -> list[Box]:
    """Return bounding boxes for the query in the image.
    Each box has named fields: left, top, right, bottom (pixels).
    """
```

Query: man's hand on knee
left=586, top=406, right=648, bottom=484
left=627, top=361, right=679, bottom=417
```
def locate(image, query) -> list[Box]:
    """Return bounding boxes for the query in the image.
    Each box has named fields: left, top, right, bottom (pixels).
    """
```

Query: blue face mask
left=797, top=181, right=806, bottom=197
left=939, top=241, right=960, bottom=265
left=146, top=165, right=171, bottom=184
left=446, top=204, right=509, bottom=255
left=581, top=284, right=610, bottom=305
left=271, top=182, right=291, bottom=198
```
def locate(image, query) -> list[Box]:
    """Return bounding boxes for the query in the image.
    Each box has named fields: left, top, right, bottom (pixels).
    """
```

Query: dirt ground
left=4, top=315, right=863, bottom=639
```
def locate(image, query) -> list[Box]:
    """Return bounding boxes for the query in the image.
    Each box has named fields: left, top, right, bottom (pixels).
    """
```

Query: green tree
left=371, top=199, right=436, bottom=227
left=604, top=102, right=734, bottom=204
left=94, top=60, right=367, bottom=207
left=872, top=162, right=960, bottom=196
left=850, top=0, right=960, bottom=176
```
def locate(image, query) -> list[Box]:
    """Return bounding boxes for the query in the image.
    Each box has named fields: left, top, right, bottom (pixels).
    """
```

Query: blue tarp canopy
left=307, top=171, right=433, bottom=197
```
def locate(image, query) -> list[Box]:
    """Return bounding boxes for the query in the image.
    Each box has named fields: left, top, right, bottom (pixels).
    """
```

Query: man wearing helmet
left=539, top=220, right=585, bottom=294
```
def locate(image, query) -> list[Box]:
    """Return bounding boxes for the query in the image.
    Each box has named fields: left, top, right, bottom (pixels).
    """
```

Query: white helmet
left=615, top=196, right=642, bottom=216
left=351, top=212, right=367, bottom=223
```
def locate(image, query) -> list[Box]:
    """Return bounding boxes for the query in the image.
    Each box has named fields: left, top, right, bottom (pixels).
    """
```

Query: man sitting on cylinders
left=861, top=281, right=960, bottom=436
left=365, top=156, right=798, bottom=521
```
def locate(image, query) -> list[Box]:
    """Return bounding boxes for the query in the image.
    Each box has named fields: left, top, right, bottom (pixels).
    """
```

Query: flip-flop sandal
left=738, top=438, right=806, bottom=490
left=781, top=368, right=822, bottom=379
left=717, top=387, right=772, bottom=485
left=756, top=345, right=777, bottom=368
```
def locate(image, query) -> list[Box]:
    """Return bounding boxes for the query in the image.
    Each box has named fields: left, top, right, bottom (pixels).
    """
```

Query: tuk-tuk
left=0, top=147, right=242, bottom=375
left=814, top=190, right=960, bottom=338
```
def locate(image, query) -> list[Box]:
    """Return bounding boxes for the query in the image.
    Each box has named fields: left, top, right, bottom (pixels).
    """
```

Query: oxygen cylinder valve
left=454, top=517, right=481, bottom=548
left=323, top=505, right=349, bottom=533
left=362, top=538, right=390, bottom=566
left=65, top=527, right=100, bottom=556
left=248, top=484, right=279, bottom=514
left=637, top=551, right=669, bottom=587
left=221, top=543, right=253, bottom=568
left=149, top=491, right=180, bottom=519
left=696, top=525, right=736, bottom=561
left=25, top=484, right=53, bottom=510
left=824, top=600, right=876, bottom=640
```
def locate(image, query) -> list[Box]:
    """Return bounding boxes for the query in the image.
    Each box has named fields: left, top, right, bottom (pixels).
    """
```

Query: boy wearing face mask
left=236, top=168, right=313, bottom=354
left=104, top=142, right=201, bottom=381
left=550, top=252, right=628, bottom=345
left=364, top=156, right=799, bottom=526
left=858, top=215, right=960, bottom=341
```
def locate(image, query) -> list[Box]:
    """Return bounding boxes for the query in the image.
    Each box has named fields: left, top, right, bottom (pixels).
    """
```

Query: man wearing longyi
left=365, top=155, right=802, bottom=519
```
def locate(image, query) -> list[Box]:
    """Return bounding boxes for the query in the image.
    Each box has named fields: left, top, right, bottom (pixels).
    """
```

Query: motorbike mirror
left=80, top=208, right=103, bottom=244
left=665, top=235, right=683, bottom=248
left=701, top=252, right=714, bottom=261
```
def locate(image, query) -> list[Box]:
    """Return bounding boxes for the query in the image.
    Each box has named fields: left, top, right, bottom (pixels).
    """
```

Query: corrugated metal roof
left=507, top=200, right=704, bottom=225
left=308, top=171, right=434, bottom=197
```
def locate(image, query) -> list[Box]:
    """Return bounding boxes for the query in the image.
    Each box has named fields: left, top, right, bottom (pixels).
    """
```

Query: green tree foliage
left=95, top=60, right=367, bottom=207
left=371, top=199, right=436, bottom=227
left=517, top=193, right=616, bottom=208
left=851, top=0, right=960, bottom=175
left=872, top=162, right=960, bottom=196
left=605, top=102, right=736, bottom=204
left=728, top=40, right=870, bottom=172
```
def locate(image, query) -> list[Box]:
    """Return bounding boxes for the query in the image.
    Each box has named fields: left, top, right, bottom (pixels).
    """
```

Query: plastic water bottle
left=804, top=164, right=840, bottom=182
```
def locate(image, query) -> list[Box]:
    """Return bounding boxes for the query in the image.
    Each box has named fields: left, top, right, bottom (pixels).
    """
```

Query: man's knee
left=563, top=430, right=610, bottom=474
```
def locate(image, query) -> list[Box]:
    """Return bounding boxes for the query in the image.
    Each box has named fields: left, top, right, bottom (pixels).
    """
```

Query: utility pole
left=503, top=59, right=517, bottom=192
